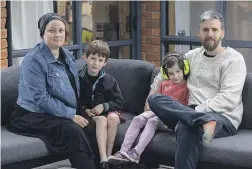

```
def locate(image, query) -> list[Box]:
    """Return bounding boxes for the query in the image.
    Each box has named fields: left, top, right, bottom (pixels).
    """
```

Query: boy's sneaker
left=108, top=151, right=129, bottom=165
left=120, top=148, right=140, bottom=164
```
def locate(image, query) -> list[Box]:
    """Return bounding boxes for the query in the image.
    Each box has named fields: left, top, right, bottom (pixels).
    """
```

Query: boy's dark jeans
left=148, top=94, right=237, bottom=169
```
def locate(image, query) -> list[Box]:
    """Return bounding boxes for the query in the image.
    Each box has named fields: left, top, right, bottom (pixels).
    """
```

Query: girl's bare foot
left=202, top=121, right=216, bottom=143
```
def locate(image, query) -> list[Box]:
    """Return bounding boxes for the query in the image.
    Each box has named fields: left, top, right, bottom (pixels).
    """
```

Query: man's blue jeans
left=148, top=94, right=237, bottom=169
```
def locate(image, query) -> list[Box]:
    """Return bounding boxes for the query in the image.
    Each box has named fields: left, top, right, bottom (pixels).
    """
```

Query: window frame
left=7, top=1, right=141, bottom=67
left=160, top=1, right=252, bottom=63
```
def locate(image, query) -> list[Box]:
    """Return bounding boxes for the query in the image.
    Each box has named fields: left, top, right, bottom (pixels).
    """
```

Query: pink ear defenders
left=161, top=52, right=190, bottom=79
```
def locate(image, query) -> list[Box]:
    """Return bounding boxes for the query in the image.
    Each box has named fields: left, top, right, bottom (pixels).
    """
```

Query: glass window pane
left=82, top=46, right=131, bottom=60
left=11, top=1, right=55, bottom=50
left=235, top=48, right=252, bottom=73
left=165, top=44, right=190, bottom=61
left=110, top=46, right=131, bottom=59
left=11, top=1, right=74, bottom=48
left=10, top=1, right=74, bottom=65
left=167, top=44, right=190, bottom=54
left=168, top=45, right=252, bottom=73
left=191, top=45, right=201, bottom=50
left=56, top=1, right=74, bottom=45
left=226, top=2, right=252, bottom=40
left=167, top=1, right=217, bottom=36
left=81, top=1, right=131, bottom=43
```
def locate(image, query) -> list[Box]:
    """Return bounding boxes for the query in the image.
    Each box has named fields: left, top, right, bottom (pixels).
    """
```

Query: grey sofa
left=1, top=58, right=252, bottom=169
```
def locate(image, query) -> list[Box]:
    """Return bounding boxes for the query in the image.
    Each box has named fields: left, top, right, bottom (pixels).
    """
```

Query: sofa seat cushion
left=150, top=129, right=252, bottom=168
left=201, top=129, right=252, bottom=168
left=120, top=111, right=136, bottom=121
left=103, top=59, right=154, bottom=114
left=1, top=127, right=50, bottom=165
left=115, top=120, right=252, bottom=168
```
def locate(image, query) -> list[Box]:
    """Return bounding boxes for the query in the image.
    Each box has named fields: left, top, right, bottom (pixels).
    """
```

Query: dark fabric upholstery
left=75, top=58, right=86, bottom=71
left=103, top=59, right=155, bottom=114
left=114, top=117, right=252, bottom=168
left=151, top=68, right=160, bottom=85
left=1, top=127, right=50, bottom=165
left=241, top=73, right=252, bottom=129
left=200, top=129, right=252, bottom=168
left=119, top=111, right=136, bottom=121
left=1, top=66, right=20, bottom=126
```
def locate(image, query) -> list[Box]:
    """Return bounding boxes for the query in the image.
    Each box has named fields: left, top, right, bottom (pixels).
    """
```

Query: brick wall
left=141, top=1, right=161, bottom=67
left=1, top=0, right=8, bottom=68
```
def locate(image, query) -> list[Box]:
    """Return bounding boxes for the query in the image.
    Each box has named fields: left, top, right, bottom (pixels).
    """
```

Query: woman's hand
left=91, top=104, right=104, bottom=115
left=73, top=115, right=89, bottom=128
left=85, top=109, right=95, bottom=117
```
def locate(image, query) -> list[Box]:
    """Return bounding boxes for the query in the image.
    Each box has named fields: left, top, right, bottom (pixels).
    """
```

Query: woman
left=8, top=13, right=96, bottom=169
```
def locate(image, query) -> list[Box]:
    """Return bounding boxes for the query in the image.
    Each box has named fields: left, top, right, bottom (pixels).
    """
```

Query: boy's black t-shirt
left=87, top=73, right=99, bottom=86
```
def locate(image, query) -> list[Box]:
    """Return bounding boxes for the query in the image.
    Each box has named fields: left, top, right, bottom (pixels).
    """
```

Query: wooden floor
left=33, top=160, right=174, bottom=169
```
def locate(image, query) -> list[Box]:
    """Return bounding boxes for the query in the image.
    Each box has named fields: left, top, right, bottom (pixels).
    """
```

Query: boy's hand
left=85, top=109, right=95, bottom=117
left=91, top=104, right=104, bottom=115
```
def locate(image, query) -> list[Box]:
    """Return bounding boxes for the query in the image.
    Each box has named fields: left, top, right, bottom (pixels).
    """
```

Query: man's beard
left=201, top=36, right=221, bottom=52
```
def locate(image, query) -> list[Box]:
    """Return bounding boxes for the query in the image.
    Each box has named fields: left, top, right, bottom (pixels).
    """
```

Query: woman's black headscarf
left=38, top=13, right=66, bottom=38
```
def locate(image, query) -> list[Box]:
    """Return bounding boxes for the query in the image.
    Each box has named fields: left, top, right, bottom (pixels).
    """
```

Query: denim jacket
left=17, top=41, right=80, bottom=119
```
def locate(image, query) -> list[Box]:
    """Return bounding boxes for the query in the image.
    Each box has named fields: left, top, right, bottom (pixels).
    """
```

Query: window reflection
left=226, top=1, right=252, bottom=41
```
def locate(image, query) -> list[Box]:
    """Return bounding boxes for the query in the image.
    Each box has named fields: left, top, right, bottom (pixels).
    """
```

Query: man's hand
left=91, top=104, right=104, bottom=115
left=73, top=115, right=89, bottom=128
left=85, top=109, right=95, bottom=117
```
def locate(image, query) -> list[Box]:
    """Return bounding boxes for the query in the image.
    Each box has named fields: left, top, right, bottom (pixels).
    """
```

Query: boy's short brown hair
left=85, top=40, right=110, bottom=61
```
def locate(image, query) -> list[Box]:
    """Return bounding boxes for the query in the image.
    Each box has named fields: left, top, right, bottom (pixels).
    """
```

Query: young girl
left=108, top=52, right=190, bottom=164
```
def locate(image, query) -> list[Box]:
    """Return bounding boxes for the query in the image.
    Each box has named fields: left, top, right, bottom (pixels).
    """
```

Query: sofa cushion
left=200, top=129, right=252, bottom=168
left=103, top=59, right=154, bottom=114
left=241, top=73, right=252, bottom=129
left=120, top=111, right=136, bottom=121
left=115, top=120, right=252, bottom=168
left=1, top=127, right=50, bottom=165
left=150, top=129, right=252, bottom=168
left=1, top=66, right=20, bottom=126
left=75, top=58, right=86, bottom=71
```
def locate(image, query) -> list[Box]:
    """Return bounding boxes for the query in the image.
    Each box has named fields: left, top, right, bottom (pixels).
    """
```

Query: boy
left=79, top=40, right=124, bottom=169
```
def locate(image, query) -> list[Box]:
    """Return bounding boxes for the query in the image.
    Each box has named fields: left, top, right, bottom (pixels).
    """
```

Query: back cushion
left=1, top=66, right=20, bottom=126
left=151, top=68, right=160, bottom=84
left=241, top=73, right=252, bottom=129
left=103, top=58, right=154, bottom=114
